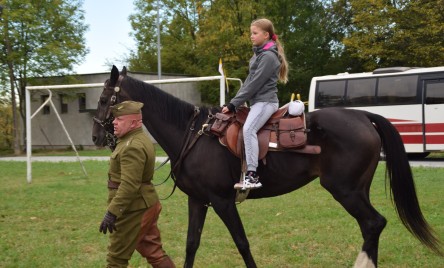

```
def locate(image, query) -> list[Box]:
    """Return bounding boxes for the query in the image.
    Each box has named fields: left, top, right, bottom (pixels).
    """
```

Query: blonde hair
left=251, top=18, right=289, bottom=84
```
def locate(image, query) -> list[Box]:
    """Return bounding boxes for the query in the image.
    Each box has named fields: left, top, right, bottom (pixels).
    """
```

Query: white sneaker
left=234, top=172, right=262, bottom=190
left=243, top=179, right=262, bottom=189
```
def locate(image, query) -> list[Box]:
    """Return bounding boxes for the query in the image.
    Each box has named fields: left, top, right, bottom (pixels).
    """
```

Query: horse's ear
left=110, top=65, right=119, bottom=86
left=121, top=66, right=127, bottom=76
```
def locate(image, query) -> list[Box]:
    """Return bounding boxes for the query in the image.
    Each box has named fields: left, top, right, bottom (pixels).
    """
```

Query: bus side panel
left=352, top=105, right=425, bottom=153
left=423, top=79, right=444, bottom=151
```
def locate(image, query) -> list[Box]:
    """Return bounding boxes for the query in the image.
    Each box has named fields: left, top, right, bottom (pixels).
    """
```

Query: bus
left=308, top=66, right=444, bottom=158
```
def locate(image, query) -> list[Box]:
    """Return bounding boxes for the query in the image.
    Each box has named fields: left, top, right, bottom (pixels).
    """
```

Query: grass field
left=1, top=147, right=443, bottom=159
left=0, top=144, right=168, bottom=157
left=0, top=161, right=442, bottom=267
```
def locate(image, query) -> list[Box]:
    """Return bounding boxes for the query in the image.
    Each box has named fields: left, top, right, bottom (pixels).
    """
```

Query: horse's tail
left=365, top=111, right=443, bottom=256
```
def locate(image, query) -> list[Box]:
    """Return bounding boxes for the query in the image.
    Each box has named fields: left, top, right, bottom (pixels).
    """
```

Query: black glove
left=99, top=211, right=117, bottom=234
left=225, top=103, right=235, bottom=112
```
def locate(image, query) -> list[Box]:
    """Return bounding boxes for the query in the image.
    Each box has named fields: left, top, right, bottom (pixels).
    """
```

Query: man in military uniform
left=99, top=101, right=175, bottom=268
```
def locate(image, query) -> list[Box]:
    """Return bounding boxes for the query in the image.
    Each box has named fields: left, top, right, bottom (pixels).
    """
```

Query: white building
left=29, top=71, right=200, bottom=149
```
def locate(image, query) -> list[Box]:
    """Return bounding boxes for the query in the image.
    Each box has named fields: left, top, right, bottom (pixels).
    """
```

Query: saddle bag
left=278, top=117, right=306, bottom=149
left=210, top=112, right=233, bottom=137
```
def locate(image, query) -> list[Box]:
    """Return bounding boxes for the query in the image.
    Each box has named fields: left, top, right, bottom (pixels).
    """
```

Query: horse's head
left=92, top=65, right=131, bottom=149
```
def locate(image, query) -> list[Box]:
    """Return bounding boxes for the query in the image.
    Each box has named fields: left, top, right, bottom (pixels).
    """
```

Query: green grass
left=1, top=146, right=442, bottom=159
left=0, top=144, right=167, bottom=157
left=427, top=152, right=444, bottom=158
left=0, top=162, right=442, bottom=267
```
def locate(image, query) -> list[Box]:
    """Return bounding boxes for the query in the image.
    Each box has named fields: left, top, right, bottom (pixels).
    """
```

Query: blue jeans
left=243, top=102, right=279, bottom=172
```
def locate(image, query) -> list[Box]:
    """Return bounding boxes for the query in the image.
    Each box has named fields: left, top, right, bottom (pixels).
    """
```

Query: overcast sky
left=73, top=0, right=136, bottom=74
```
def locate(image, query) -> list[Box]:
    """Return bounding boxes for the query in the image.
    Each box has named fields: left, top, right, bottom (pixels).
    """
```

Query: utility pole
left=157, top=0, right=161, bottom=80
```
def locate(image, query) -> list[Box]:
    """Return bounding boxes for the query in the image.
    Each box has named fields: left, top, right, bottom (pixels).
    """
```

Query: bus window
left=346, top=78, right=376, bottom=106
left=316, top=80, right=346, bottom=108
left=425, top=81, right=444, bottom=104
left=377, top=75, right=418, bottom=105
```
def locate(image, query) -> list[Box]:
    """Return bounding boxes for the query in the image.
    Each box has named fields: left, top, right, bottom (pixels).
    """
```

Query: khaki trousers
left=106, top=201, right=173, bottom=267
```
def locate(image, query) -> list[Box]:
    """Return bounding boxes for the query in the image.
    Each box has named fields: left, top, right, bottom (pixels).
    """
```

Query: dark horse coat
left=92, top=66, right=442, bottom=268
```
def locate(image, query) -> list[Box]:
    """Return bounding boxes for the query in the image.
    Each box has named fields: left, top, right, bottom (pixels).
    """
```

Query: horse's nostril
left=92, top=136, right=97, bottom=143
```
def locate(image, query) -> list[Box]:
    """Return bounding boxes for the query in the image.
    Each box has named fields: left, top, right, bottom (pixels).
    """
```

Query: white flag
left=218, top=58, right=224, bottom=76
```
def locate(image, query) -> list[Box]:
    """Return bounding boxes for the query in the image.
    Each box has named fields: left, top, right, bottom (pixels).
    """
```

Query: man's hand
left=99, top=211, right=117, bottom=234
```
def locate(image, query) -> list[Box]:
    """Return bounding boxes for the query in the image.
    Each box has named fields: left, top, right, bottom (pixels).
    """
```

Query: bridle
left=93, top=75, right=124, bottom=151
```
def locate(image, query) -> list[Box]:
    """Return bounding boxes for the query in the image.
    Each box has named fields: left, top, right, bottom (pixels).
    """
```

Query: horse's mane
left=122, top=75, right=204, bottom=129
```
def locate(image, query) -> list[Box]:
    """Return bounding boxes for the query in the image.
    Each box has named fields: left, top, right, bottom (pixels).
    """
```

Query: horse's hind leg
left=345, top=194, right=386, bottom=268
left=321, top=175, right=387, bottom=268
left=210, top=195, right=257, bottom=268
left=184, top=196, right=209, bottom=268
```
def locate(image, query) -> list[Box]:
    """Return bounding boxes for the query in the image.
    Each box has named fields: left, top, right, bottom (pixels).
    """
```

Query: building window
left=41, top=95, right=50, bottom=114
left=78, top=93, right=86, bottom=112
left=59, top=94, right=68, bottom=114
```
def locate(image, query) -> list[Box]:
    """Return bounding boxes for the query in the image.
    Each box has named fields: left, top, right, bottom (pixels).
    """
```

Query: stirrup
left=234, top=180, right=262, bottom=190
left=234, top=175, right=262, bottom=190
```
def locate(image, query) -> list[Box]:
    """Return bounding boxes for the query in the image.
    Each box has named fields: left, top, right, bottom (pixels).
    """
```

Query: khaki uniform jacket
left=107, top=128, right=159, bottom=218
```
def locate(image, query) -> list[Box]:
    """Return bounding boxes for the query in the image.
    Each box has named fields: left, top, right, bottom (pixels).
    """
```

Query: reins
left=159, top=106, right=212, bottom=200
left=94, top=76, right=212, bottom=200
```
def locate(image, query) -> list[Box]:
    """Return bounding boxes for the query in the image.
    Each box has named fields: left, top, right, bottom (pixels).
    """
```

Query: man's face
left=112, top=115, right=135, bottom=138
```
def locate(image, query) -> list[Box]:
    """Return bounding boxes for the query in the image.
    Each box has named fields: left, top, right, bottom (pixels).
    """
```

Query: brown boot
left=151, top=256, right=175, bottom=268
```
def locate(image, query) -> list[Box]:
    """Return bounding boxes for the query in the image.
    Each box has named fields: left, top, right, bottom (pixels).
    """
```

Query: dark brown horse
left=92, top=66, right=442, bottom=268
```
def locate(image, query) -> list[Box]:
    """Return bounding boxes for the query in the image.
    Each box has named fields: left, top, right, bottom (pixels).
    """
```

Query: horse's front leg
left=211, top=194, right=257, bottom=268
left=184, top=196, right=209, bottom=268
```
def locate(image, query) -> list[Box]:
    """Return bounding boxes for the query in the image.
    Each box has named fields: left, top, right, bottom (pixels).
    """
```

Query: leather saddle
left=210, top=104, right=321, bottom=160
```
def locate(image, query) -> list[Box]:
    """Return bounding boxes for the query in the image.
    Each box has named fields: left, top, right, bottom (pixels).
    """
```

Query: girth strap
left=161, top=107, right=207, bottom=200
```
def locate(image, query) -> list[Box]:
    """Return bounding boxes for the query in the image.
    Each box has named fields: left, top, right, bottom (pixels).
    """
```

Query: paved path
left=0, top=156, right=169, bottom=163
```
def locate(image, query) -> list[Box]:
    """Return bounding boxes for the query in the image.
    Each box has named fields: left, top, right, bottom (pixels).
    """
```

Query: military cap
left=111, top=101, right=144, bottom=117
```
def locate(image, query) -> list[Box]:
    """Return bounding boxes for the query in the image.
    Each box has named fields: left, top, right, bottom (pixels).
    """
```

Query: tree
left=265, top=0, right=341, bottom=101
left=0, top=0, right=88, bottom=154
left=0, top=100, right=13, bottom=150
left=390, top=0, right=444, bottom=66
left=128, top=0, right=342, bottom=104
left=341, top=0, right=444, bottom=70
left=128, top=0, right=162, bottom=72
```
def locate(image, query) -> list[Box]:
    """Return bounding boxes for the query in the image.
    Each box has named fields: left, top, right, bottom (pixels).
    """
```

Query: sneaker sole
left=234, top=182, right=262, bottom=190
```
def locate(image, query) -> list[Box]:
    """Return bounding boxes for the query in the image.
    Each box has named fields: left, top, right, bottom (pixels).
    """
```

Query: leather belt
left=107, top=180, right=151, bottom=189
left=108, top=180, right=121, bottom=189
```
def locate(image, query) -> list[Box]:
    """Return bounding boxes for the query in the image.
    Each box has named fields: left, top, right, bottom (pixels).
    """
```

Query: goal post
left=25, top=75, right=242, bottom=183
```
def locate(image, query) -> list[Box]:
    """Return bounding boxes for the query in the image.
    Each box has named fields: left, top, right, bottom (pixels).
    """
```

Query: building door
left=423, top=79, right=444, bottom=151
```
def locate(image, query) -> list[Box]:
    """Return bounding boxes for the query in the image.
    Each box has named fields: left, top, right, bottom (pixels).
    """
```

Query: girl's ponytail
left=275, top=39, right=289, bottom=84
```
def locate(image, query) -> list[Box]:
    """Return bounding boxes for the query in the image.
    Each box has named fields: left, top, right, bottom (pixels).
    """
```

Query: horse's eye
left=99, top=98, right=107, bottom=105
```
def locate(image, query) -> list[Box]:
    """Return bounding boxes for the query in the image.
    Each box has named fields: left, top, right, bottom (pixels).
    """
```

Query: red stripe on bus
left=387, top=118, right=416, bottom=123
left=390, top=122, right=444, bottom=133
left=401, top=135, right=424, bottom=144
left=425, top=123, right=444, bottom=132
left=425, top=135, right=444, bottom=144
left=401, top=134, right=444, bottom=144
left=394, top=124, right=422, bottom=133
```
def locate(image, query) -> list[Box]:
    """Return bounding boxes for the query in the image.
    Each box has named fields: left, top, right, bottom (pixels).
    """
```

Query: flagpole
left=218, top=58, right=225, bottom=106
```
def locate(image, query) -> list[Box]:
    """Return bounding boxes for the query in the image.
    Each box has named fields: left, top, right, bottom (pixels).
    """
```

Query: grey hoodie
left=229, top=41, right=280, bottom=108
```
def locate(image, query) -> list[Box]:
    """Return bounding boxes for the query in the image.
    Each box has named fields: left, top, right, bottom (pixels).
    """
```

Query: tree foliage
left=128, top=0, right=443, bottom=105
left=0, top=101, right=13, bottom=149
left=0, top=0, right=88, bottom=153
left=340, top=0, right=444, bottom=70
left=129, top=0, right=341, bottom=104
